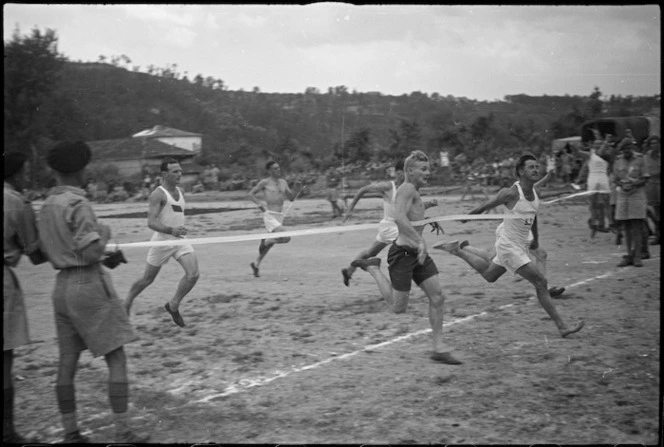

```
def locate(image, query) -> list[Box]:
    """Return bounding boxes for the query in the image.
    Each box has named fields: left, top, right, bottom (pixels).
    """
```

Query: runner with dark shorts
left=352, top=150, right=462, bottom=365
left=386, top=243, right=438, bottom=292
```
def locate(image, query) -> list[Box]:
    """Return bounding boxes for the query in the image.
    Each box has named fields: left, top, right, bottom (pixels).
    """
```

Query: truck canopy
left=580, top=116, right=660, bottom=145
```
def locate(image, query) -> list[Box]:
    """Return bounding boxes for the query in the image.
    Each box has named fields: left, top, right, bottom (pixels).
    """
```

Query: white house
left=132, top=125, right=202, bottom=153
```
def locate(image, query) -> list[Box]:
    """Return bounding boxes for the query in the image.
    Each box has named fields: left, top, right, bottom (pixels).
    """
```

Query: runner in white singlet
left=123, top=159, right=199, bottom=327
left=434, top=154, right=584, bottom=338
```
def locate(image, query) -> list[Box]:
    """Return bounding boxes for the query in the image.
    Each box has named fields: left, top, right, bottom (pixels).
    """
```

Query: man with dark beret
left=37, top=141, right=149, bottom=443
left=4, top=151, right=47, bottom=444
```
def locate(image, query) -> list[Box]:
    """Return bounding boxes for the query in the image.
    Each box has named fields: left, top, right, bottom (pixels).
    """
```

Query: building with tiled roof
left=132, top=125, right=202, bottom=153
left=87, top=137, right=202, bottom=183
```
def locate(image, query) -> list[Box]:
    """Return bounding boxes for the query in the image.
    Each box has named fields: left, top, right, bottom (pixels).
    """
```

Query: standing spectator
left=4, top=152, right=47, bottom=444
left=560, top=144, right=574, bottom=183
left=326, top=169, right=345, bottom=218
left=576, top=136, right=612, bottom=236
left=202, top=165, right=213, bottom=190
left=210, top=164, right=220, bottom=190
left=37, top=141, right=149, bottom=443
left=644, top=136, right=660, bottom=245
left=611, top=138, right=650, bottom=267
left=143, top=172, right=151, bottom=190
left=537, top=152, right=549, bottom=186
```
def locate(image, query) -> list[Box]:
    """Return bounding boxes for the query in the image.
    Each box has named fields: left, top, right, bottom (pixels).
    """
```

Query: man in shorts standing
left=351, top=150, right=462, bottom=364
left=247, top=160, right=307, bottom=277
left=123, top=157, right=200, bottom=326
left=433, top=154, right=584, bottom=338
left=38, top=141, right=148, bottom=443
left=4, top=152, right=47, bottom=443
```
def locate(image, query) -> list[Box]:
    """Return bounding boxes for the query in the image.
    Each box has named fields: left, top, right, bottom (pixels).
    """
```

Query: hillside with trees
left=5, top=26, right=660, bottom=188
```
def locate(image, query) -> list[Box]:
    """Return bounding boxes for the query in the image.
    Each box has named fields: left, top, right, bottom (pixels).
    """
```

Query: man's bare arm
left=146, top=189, right=174, bottom=235
left=286, top=178, right=307, bottom=202
left=248, top=179, right=267, bottom=211
left=344, top=182, right=390, bottom=221
left=468, top=187, right=516, bottom=215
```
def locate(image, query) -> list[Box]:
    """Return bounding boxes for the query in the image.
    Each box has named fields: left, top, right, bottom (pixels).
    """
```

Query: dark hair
left=160, top=158, right=179, bottom=172
left=265, top=160, right=278, bottom=171
left=395, top=159, right=405, bottom=171
left=515, top=153, right=537, bottom=178
left=4, top=151, right=27, bottom=179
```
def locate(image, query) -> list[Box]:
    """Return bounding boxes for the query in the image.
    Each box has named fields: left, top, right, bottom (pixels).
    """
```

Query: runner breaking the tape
left=434, top=153, right=585, bottom=338
left=341, top=159, right=440, bottom=286
left=351, top=150, right=462, bottom=364
left=123, top=158, right=200, bottom=327
left=248, top=160, right=307, bottom=277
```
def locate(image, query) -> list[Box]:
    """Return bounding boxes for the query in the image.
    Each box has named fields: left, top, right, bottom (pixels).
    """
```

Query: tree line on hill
left=4, top=26, right=661, bottom=189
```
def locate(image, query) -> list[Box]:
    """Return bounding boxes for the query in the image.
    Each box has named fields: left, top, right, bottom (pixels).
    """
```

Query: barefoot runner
left=434, top=154, right=584, bottom=338
left=352, top=150, right=462, bottom=364
left=248, top=160, right=307, bottom=277
left=342, top=159, right=441, bottom=287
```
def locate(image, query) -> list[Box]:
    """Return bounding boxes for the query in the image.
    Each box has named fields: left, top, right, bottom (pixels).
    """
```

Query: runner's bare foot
left=560, top=320, right=585, bottom=338
left=433, top=240, right=463, bottom=255
left=250, top=262, right=260, bottom=277
left=341, top=268, right=352, bottom=286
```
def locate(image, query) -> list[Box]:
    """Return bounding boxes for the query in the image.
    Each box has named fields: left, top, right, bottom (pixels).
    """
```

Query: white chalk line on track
left=182, top=258, right=657, bottom=404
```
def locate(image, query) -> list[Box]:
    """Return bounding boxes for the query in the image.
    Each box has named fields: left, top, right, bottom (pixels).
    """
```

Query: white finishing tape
left=110, top=189, right=601, bottom=250
left=112, top=214, right=512, bottom=249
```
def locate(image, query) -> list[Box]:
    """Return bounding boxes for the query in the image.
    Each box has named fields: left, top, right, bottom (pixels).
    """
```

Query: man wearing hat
left=37, top=141, right=149, bottom=443
left=4, top=151, right=47, bottom=443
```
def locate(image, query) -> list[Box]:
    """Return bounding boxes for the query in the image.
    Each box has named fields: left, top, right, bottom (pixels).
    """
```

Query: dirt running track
left=11, top=192, right=660, bottom=444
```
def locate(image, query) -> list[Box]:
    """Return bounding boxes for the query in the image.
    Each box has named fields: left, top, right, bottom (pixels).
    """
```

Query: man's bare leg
left=441, top=241, right=565, bottom=298
left=433, top=240, right=504, bottom=282
left=124, top=264, right=161, bottom=315
left=343, top=241, right=387, bottom=286
left=419, top=276, right=462, bottom=364
left=252, top=227, right=291, bottom=276
left=165, top=253, right=200, bottom=327
left=354, top=259, right=461, bottom=364
left=352, top=259, right=394, bottom=307
left=515, top=263, right=584, bottom=337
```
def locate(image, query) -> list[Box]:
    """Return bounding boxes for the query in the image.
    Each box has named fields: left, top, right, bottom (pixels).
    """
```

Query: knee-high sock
left=56, top=384, right=77, bottom=434
left=3, top=386, right=15, bottom=437
left=109, top=382, right=129, bottom=432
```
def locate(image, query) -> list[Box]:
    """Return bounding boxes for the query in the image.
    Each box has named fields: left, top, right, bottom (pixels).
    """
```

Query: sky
left=3, top=3, right=661, bottom=101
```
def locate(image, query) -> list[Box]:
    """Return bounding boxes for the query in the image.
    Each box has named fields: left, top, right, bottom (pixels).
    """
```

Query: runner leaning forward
left=352, top=150, right=462, bottom=365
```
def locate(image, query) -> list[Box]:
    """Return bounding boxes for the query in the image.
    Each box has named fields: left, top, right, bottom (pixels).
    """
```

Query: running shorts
left=376, top=218, right=398, bottom=244
left=387, top=243, right=438, bottom=292
left=492, top=235, right=531, bottom=275
left=263, top=211, right=284, bottom=233
left=146, top=243, right=195, bottom=267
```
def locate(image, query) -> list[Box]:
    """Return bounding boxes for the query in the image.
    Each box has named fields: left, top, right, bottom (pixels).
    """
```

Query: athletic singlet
left=588, top=150, right=609, bottom=175
left=382, top=181, right=398, bottom=220
left=151, top=186, right=185, bottom=241
left=497, top=181, right=538, bottom=247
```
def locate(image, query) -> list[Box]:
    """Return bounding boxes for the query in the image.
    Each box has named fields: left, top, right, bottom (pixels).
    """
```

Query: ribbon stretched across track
left=112, top=213, right=512, bottom=249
